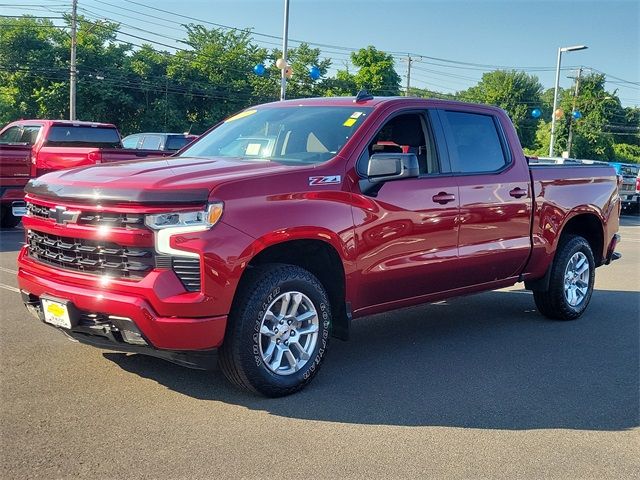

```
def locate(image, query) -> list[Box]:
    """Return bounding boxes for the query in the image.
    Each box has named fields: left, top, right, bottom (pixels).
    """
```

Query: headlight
left=145, top=202, right=224, bottom=230
left=144, top=202, right=224, bottom=258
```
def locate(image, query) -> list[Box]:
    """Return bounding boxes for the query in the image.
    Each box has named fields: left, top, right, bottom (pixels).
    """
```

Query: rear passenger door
left=437, top=108, right=532, bottom=285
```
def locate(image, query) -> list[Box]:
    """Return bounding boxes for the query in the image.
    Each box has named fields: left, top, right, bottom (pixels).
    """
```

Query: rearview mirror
left=359, top=153, right=419, bottom=196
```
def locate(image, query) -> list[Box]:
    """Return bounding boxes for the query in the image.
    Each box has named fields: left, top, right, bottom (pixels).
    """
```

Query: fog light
left=109, top=315, right=148, bottom=346
left=121, top=329, right=148, bottom=346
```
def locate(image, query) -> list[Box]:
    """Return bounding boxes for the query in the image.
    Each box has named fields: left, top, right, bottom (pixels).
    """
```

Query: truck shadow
left=103, top=288, right=639, bottom=431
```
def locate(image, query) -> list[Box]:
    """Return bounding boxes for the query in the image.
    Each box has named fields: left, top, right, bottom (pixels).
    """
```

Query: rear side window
left=0, top=126, right=22, bottom=143
left=122, top=135, right=140, bottom=149
left=46, top=125, right=121, bottom=148
left=20, top=126, right=41, bottom=145
left=165, top=135, right=193, bottom=151
left=443, top=111, right=508, bottom=173
left=141, top=135, right=162, bottom=150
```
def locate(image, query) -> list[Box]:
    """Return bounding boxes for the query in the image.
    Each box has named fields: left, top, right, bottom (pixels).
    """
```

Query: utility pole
left=566, top=66, right=583, bottom=158
left=279, top=0, right=290, bottom=101
left=405, top=54, right=412, bottom=96
left=69, top=0, right=78, bottom=120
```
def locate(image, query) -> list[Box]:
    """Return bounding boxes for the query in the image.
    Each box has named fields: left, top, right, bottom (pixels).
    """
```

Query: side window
left=0, top=126, right=22, bottom=144
left=359, top=112, right=439, bottom=176
left=140, top=135, right=162, bottom=150
left=122, top=135, right=140, bottom=149
left=20, top=126, right=41, bottom=145
left=442, top=111, right=508, bottom=173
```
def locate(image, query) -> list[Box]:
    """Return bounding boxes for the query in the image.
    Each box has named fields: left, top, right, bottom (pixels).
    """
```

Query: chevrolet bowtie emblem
left=49, top=206, right=81, bottom=224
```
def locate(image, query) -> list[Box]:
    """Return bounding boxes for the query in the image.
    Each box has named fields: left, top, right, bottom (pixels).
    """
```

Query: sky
left=2, top=0, right=639, bottom=106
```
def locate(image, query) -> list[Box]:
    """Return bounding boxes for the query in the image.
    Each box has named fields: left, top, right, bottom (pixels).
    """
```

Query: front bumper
left=18, top=251, right=228, bottom=353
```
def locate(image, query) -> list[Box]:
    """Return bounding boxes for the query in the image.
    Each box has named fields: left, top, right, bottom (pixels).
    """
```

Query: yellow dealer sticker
left=225, top=109, right=257, bottom=123
left=343, top=111, right=364, bottom=127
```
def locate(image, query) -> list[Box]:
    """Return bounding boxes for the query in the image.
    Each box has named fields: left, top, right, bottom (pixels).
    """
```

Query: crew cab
left=0, top=120, right=171, bottom=228
left=17, top=96, right=621, bottom=396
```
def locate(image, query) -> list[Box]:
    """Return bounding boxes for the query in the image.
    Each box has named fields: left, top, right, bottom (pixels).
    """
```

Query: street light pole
left=549, top=45, right=587, bottom=156
left=280, top=0, right=290, bottom=101
left=69, top=0, right=78, bottom=120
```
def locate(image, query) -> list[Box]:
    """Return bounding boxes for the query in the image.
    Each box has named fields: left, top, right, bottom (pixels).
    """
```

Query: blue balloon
left=572, top=110, right=582, bottom=120
left=531, top=108, right=542, bottom=118
left=309, top=66, right=321, bottom=80
left=253, top=63, right=266, bottom=76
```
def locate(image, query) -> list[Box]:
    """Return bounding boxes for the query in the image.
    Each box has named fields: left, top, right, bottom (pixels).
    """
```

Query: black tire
left=219, top=264, right=331, bottom=397
left=533, top=235, right=596, bottom=320
left=0, top=206, right=21, bottom=229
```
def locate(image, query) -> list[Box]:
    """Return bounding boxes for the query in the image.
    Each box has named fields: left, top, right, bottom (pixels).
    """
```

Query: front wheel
left=533, top=235, right=596, bottom=320
left=219, top=264, right=331, bottom=397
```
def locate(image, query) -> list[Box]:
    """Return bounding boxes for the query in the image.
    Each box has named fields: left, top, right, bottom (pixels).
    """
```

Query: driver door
left=351, top=111, right=461, bottom=310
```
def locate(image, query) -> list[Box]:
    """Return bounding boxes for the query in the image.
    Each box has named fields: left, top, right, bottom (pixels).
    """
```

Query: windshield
left=180, top=106, right=371, bottom=165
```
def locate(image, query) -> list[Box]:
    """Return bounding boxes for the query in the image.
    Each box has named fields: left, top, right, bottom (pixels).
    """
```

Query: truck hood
left=25, top=156, right=293, bottom=204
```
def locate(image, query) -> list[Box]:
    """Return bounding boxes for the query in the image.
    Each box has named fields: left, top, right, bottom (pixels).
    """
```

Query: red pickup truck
left=0, top=120, right=170, bottom=228
left=17, top=96, right=621, bottom=396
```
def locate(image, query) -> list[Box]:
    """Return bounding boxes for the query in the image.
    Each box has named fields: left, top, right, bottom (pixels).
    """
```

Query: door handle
left=432, top=192, right=456, bottom=204
left=509, top=187, right=528, bottom=198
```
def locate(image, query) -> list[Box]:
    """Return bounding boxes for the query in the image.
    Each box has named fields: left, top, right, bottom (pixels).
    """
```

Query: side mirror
left=359, top=153, right=419, bottom=196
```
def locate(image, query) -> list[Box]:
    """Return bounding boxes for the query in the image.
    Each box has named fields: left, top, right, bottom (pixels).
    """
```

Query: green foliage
left=613, top=143, right=640, bottom=163
left=347, top=46, right=402, bottom=96
left=458, top=70, right=543, bottom=149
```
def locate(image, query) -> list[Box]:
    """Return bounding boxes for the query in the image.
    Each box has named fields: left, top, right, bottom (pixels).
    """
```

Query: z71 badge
left=308, top=175, right=341, bottom=186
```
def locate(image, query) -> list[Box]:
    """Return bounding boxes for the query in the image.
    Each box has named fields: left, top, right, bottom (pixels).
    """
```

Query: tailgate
left=0, top=143, right=32, bottom=179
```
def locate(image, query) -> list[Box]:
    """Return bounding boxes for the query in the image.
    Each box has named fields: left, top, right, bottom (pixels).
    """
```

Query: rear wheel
left=533, top=235, right=595, bottom=320
left=0, top=206, right=21, bottom=229
left=219, top=264, right=331, bottom=397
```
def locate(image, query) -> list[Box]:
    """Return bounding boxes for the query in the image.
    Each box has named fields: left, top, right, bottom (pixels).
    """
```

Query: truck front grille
left=26, top=202, right=145, bottom=228
left=27, top=230, right=155, bottom=278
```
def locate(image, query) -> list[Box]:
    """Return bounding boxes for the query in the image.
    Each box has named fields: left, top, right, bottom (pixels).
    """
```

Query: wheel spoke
left=283, top=349, right=298, bottom=370
left=278, top=293, right=291, bottom=317
left=576, top=279, right=589, bottom=289
left=290, top=340, right=310, bottom=360
left=260, top=325, right=276, bottom=336
left=264, top=311, right=278, bottom=323
left=263, top=341, right=276, bottom=363
left=297, top=324, right=319, bottom=336
left=269, top=345, right=284, bottom=371
left=296, top=310, right=317, bottom=324
left=287, top=293, right=303, bottom=317
left=567, top=286, right=576, bottom=305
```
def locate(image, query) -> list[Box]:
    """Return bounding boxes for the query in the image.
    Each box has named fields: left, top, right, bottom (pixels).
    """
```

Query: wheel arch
left=526, top=208, right=605, bottom=291
left=558, top=210, right=605, bottom=266
left=236, top=234, right=351, bottom=340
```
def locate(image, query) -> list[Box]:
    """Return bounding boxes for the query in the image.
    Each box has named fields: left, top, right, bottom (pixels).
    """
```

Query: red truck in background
left=0, top=120, right=171, bottom=228
left=17, top=95, right=621, bottom=397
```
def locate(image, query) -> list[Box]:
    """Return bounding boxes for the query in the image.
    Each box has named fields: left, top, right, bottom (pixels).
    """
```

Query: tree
left=613, top=143, right=640, bottom=163
left=348, top=46, right=401, bottom=96
left=458, top=70, right=543, bottom=149
left=0, top=17, right=67, bottom=122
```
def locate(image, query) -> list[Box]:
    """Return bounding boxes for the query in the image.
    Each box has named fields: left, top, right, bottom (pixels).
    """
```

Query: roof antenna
left=354, top=89, right=374, bottom=103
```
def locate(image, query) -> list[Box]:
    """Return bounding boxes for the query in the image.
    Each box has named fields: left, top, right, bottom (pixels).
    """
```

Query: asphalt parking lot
left=1, top=216, right=638, bottom=479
